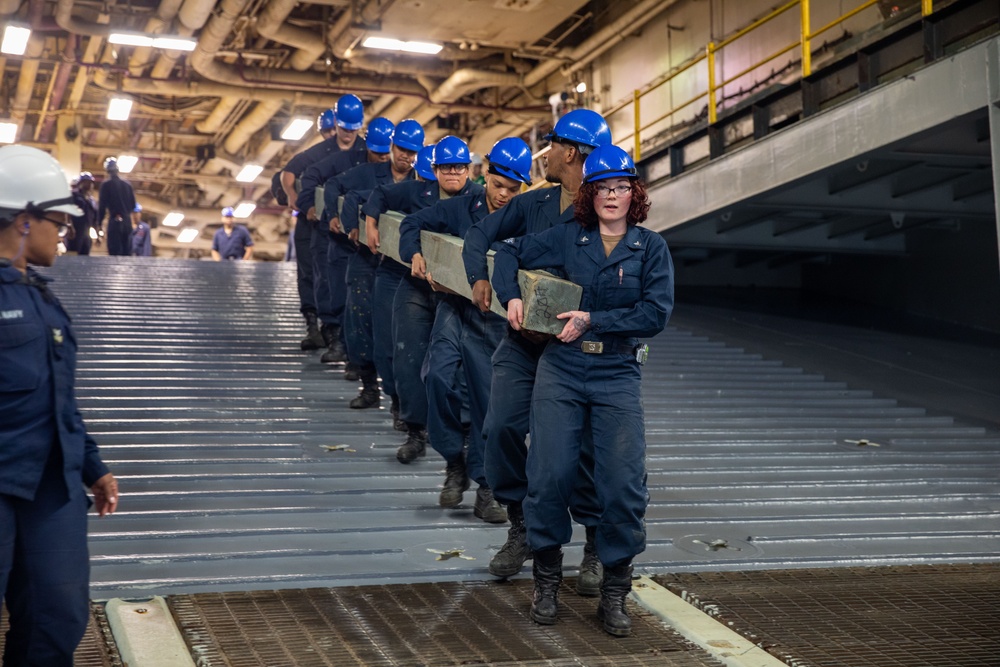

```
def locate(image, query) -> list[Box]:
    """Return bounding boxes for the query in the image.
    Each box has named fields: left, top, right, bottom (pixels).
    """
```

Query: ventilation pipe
left=255, top=0, right=325, bottom=71
left=12, top=35, right=44, bottom=125
left=223, top=99, right=283, bottom=155
left=128, top=0, right=184, bottom=77
left=189, top=0, right=428, bottom=98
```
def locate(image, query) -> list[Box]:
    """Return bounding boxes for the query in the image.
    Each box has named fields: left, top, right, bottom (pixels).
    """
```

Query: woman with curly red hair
left=491, top=144, right=674, bottom=637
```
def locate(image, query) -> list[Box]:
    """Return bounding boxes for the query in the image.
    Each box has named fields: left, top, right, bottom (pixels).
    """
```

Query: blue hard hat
left=582, top=145, right=637, bottom=183
left=222, top=206, right=235, bottom=217
left=335, top=94, right=364, bottom=130
left=134, top=203, right=143, bottom=213
left=392, top=119, right=425, bottom=152
left=317, top=108, right=337, bottom=131
left=103, top=156, right=118, bottom=171
left=544, top=109, right=612, bottom=153
left=486, top=137, right=532, bottom=185
left=365, top=117, right=395, bottom=154
left=415, top=145, right=437, bottom=181
left=78, top=171, right=94, bottom=182
left=432, top=135, right=470, bottom=166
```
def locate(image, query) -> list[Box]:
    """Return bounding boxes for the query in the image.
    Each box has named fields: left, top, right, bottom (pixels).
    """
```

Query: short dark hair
left=573, top=178, right=650, bottom=230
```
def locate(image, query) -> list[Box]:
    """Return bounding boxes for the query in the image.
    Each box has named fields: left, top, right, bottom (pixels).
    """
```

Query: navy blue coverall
left=97, top=175, right=136, bottom=256
left=284, top=137, right=366, bottom=317
left=0, top=263, right=111, bottom=665
left=67, top=189, right=97, bottom=255
left=399, top=193, right=506, bottom=486
left=492, top=222, right=674, bottom=567
left=462, top=187, right=600, bottom=522
left=330, top=162, right=413, bottom=385
left=363, top=179, right=484, bottom=429
left=297, top=150, right=367, bottom=330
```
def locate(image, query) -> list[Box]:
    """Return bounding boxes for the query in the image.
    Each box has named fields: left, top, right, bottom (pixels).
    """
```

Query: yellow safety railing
left=615, top=0, right=934, bottom=161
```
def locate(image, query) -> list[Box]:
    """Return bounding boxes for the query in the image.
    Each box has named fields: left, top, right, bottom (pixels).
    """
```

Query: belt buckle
left=581, top=341, right=604, bottom=354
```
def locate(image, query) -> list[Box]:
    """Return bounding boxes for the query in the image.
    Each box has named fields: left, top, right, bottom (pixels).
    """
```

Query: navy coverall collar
left=576, top=224, right=645, bottom=268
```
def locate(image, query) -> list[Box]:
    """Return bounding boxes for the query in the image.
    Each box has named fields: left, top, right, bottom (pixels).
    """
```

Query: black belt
left=570, top=339, right=635, bottom=355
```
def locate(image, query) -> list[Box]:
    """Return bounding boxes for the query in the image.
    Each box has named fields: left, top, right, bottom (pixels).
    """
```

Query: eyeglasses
left=595, top=184, right=632, bottom=198
left=37, top=213, right=73, bottom=238
left=436, top=165, right=469, bottom=175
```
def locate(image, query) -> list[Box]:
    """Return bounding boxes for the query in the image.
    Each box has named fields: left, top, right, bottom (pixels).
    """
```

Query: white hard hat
left=0, top=145, right=82, bottom=217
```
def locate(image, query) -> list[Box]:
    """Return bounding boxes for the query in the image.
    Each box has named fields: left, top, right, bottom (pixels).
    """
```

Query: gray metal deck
left=38, top=256, right=999, bottom=599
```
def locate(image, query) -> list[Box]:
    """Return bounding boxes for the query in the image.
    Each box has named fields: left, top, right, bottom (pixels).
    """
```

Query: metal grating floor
left=0, top=604, right=122, bottom=667
left=655, top=563, right=1000, bottom=667
left=167, top=580, right=726, bottom=667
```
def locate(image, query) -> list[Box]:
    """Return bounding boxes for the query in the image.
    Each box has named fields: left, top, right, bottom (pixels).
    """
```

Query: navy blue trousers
left=525, top=344, right=648, bottom=567
left=392, top=275, right=436, bottom=426
left=458, top=304, right=507, bottom=486
left=293, top=218, right=316, bottom=315
left=105, top=218, right=131, bottom=256
left=1, top=463, right=90, bottom=666
left=323, top=234, right=352, bottom=329
left=484, top=330, right=600, bottom=525
left=424, top=296, right=472, bottom=474
left=308, top=223, right=334, bottom=324
left=344, top=248, right=377, bottom=369
left=373, top=262, right=403, bottom=400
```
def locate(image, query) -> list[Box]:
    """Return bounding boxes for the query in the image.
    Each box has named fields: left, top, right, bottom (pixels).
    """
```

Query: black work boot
left=439, top=455, right=470, bottom=508
left=530, top=547, right=563, bottom=625
left=395, top=426, right=426, bottom=464
left=489, top=503, right=532, bottom=577
left=390, top=395, right=406, bottom=432
left=344, top=362, right=360, bottom=381
left=349, top=369, right=380, bottom=409
left=320, top=324, right=347, bottom=363
left=597, top=561, right=634, bottom=637
left=300, top=313, right=324, bottom=350
left=576, top=525, right=603, bottom=597
left=473, top=486, right=508, bottom=524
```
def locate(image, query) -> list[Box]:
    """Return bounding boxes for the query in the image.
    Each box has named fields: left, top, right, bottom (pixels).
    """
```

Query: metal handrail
left=612, top=0, right=935, bottom=162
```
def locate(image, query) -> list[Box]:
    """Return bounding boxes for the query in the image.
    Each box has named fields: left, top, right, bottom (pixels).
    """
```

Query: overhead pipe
left=188, top=0, right=429, bottom=99
left=255, top=0, right=325, bottom=72
left=12, top=35, right=44, bottom=124
left=150, top=0, right=215, bottom=80
left=37, top=35, right=77, bottom=142
left=196, top=97, right=243, bottom=134
left=223, top=99, right=283, bottom=155
left=129, top=0, right=184, bottom=77
left=327, top=0, right=399, bottom=60
left=54, top=0, right=114, bottom=36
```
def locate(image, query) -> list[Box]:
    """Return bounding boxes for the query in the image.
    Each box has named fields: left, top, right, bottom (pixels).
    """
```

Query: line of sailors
left=279, top=96, right=674, bottom=637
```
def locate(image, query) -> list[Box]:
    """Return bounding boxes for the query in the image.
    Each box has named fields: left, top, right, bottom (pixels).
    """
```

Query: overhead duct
left=255, top=0, right=325, bottom=72
left=327, top=0, right=398, bottom=60
left=224, top=99, right=283, bottom=155
left=429, top=69, right=522, bottom=105
left=196, top=97, right=242, bottom=134
left=189, top=0, right=428, bottom=98
left=12, top=35, right=44, bottom=124
left=128, top=0, right=184, bottom=76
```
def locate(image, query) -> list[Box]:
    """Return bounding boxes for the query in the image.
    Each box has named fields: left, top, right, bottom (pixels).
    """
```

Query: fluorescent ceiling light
left=177, top=228, right=199, bottom=243
left=362, top=36, right=442, bottom=55
left=109, top=32, right=196, bottom=51
left=575, top=82, right=587, bottom=93
left=281, top=118, right=313, bottom=141
left=109, top=32, right=153, bottom=47
left=235, top=164, right=264, bottom=182
left=116, top=154, right=139, bottom=173
left=232, top=201, right=256, bottom=218
left=0, top=122, right=17, bottom=144
left=162, top=211, right=184, bottom=227
left=151, top=37, right=196, bottom=51
left=107, top=97, right=133, bottom=121
left=1, top=24, right=30, bottom=56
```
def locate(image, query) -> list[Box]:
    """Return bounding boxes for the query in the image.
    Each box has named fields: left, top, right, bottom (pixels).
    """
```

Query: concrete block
left=517, top=269, right=583, bottom=335
left=105, top=596, right=196, bottom=667
left=374, top=210, right=406, bottom=265
left=419, top=231, right=581, bottom=334
left=420, top=231, right=473, bottom=299
left=315, top=185, right=325, bottom=219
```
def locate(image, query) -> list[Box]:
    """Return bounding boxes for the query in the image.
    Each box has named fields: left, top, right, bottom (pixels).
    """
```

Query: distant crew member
left=67, top=171, right=98, bottom=255
left=97, top=157, right=137, bottom=256
left=212, top=207, right=254, bottom=261
left=130, top=203, right=152, bottom=256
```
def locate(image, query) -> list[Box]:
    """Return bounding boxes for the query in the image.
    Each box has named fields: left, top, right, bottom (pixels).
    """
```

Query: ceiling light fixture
left=176, top=228, right=199, bottom=243
left=116, top=154, right=139, bottom=173
left=235, top=164, right=264, bottom=182
left=575, top=81, right=587, bottom=93
left=109, top=32, right=196, bottom=51
left=232, top=201, right=257, bottom=218
left=280, top=118, right=313, bottom=141
left=106, top=97, right=133, bottom=121
left=162, top=211, right=184, bottom=227
left=1, top=24, right=30, bottom=56
left=0, top=121, right=18, bottom=144
left=362, top=36, right=443, bottom=55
